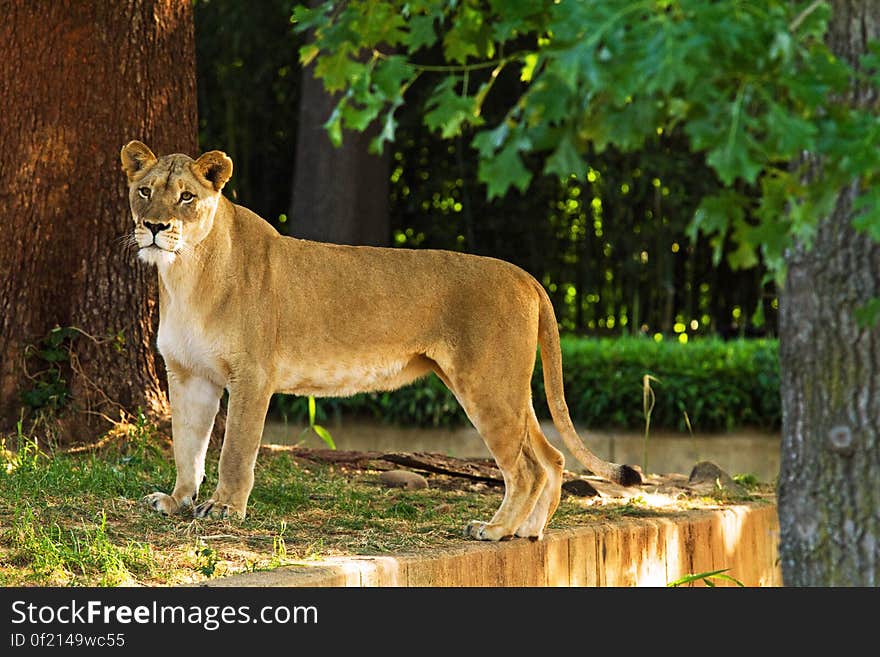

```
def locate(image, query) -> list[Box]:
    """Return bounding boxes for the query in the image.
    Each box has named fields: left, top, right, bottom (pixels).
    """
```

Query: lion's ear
left=120, top=141, right=157, bottom=182
left=191, top=150, right=233, bottom=192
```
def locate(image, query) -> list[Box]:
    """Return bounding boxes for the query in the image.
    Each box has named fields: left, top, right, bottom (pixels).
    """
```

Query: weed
left=20, top=326, right=79, bottom=414
left=292, top=396, right=336, bottom=449
left=733, top=473, right=760, bottom=488
left=270, top=520, right=288, bottom=567
left=642, top=374, right=660, bottom=473
left=194, top=540, right=220, bottom=578
left=116, top=410, right=164, bottom=466
left=2, top=420, right=44, bottom=474
left=684, top=410, right=698, bottom=463
left=667, top=568, right=745, bottom=587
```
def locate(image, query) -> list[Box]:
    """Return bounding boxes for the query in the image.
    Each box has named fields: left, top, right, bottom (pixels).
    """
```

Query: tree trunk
left=288, top=38, right=389, bottom=246
left=777, top=1, right=880, bottom=586
left=0, top=0, right=197, bottom=442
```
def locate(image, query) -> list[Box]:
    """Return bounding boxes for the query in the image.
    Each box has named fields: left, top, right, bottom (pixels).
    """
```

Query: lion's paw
left=464, top=520, right=513, bottom=542
left=514, top=517, right=545, bottom=542
left=515, top=529, right=543, bottom=542
left=193, top=499, right=243, bottom=519
left=142, top=492, right=189, bottom=515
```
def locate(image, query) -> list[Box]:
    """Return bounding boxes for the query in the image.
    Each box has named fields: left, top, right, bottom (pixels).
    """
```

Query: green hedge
left=270, top=337, right=781, bottom=433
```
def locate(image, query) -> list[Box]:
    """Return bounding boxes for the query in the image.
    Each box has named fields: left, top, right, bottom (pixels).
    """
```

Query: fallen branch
left=381, top=452, right=503, bottom=485
left=264, top=445, right=504, bottom=485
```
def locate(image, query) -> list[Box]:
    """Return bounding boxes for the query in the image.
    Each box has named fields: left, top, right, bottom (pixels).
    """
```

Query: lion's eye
left=138, top=187, right=151, bottom=199
left=179, top=191, right=195, bottom=203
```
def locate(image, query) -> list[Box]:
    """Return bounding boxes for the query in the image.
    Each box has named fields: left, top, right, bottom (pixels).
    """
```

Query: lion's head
left=120, top=141, right=233, bottom=267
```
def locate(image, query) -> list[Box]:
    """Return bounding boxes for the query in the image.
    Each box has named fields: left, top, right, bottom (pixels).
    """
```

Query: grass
left=0, top=419, right=772, bottom=587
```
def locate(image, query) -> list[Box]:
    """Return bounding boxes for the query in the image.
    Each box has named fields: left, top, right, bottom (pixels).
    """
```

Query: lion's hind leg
left=514, top=411, right=565, bottom=540
left=463, top=413, right=547, bottom=541
left=433, top=364, right=546, bottom=541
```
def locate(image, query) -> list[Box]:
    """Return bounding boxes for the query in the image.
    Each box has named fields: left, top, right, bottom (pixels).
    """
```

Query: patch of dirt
left=267, top=444, right=773, bottom=502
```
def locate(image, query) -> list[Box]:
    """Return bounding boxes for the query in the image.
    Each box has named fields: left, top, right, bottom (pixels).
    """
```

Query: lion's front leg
left=193, top=380, right=272, bottom=519
left=143, top=370, right=221, bottom=516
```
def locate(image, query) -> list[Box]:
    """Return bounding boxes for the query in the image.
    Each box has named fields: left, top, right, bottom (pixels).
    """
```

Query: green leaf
left=351, top=1, right=407, bottom=46
left=764, top=100, right=818, bottom=159
left=472, top=122, right=510, bottom=157
left=443, top=29, right=480, bottom=64
left=370, top=97, right=403, bottom=154
left=705, top=91, right=764, bottom=186
left=543, top=133, right=586, bottom=180
left=598, top=97, right=659, bottom=151
left=424, top=77, right=482, bottom=138
left=746, top=214, right=791, bottom=275
left=323, top=103, right=343, bottom=147
left=405, top=14, right=438, bottom=53
left=312, top=424, right=336, bottom=450
left=706, top=139, right=764, bottom=186
left=478, top=138, right=532, bottom=199
left=299, top=44, right=320, bottom=67
left=291, top=4, right=329, bottom=33
left=442, top=5, right=492, bottom=64
left=689, top=191, right=747, bottom=266
left=37, top=348, right=68, bottom=363
left=523, top=73, right=572, bottom=125
left=372, top=55, right=415, bottom=98
left=727, top=228, right=759, bottom=270
left=520, top=53, right=539, bottom=82
left=341, top=86, right=384, bottom=132
left=314, top=46, right=362, bottom=93
left=308, top=396, right=317, bottom=426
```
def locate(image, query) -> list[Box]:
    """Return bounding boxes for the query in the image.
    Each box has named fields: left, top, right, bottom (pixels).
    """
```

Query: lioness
left=121, top=140, right=640, bottom=541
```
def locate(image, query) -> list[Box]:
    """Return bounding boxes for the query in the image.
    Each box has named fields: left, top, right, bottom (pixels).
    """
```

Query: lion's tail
left=535, top=282, right=642, bottom=487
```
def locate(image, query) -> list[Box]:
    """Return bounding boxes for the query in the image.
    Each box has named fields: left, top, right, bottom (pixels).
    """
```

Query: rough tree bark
left=288, top=8, right=390, bottom=247
left=777, top=1, right=880, bottom=586
left=0, top=0, right=197, bottom=441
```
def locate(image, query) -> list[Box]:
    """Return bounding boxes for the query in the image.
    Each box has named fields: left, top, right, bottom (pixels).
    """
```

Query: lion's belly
left=275, top=356, right=421, bottom=398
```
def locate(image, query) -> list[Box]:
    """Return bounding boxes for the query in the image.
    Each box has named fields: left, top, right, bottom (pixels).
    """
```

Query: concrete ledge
left=205, top=502, right=781, bottom=587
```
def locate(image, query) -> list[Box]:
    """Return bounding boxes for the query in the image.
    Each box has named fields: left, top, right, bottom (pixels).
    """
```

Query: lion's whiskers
left=116, top=232, right=141, bottom=255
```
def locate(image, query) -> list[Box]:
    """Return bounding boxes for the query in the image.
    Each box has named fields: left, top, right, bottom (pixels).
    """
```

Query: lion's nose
left=144, top=221, right=170, bottom=236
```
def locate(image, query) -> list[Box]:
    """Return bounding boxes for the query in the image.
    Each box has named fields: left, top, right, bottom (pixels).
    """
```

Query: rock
left=561, top=478, right=599, bottom=497
left=379, top=469, right=429, bottom=490
left=687, top=461, right=744, bottom=496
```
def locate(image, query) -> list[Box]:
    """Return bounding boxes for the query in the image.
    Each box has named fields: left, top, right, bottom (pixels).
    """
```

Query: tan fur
left=121, top=141, right=640, bottom=541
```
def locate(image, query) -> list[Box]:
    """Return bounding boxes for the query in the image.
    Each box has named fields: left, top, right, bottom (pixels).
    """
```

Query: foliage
left=20, top=326, right=79, bottom=413
left=296, top=0, right=880, bottom=282
left=271, top=336, right=781, bottom=432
